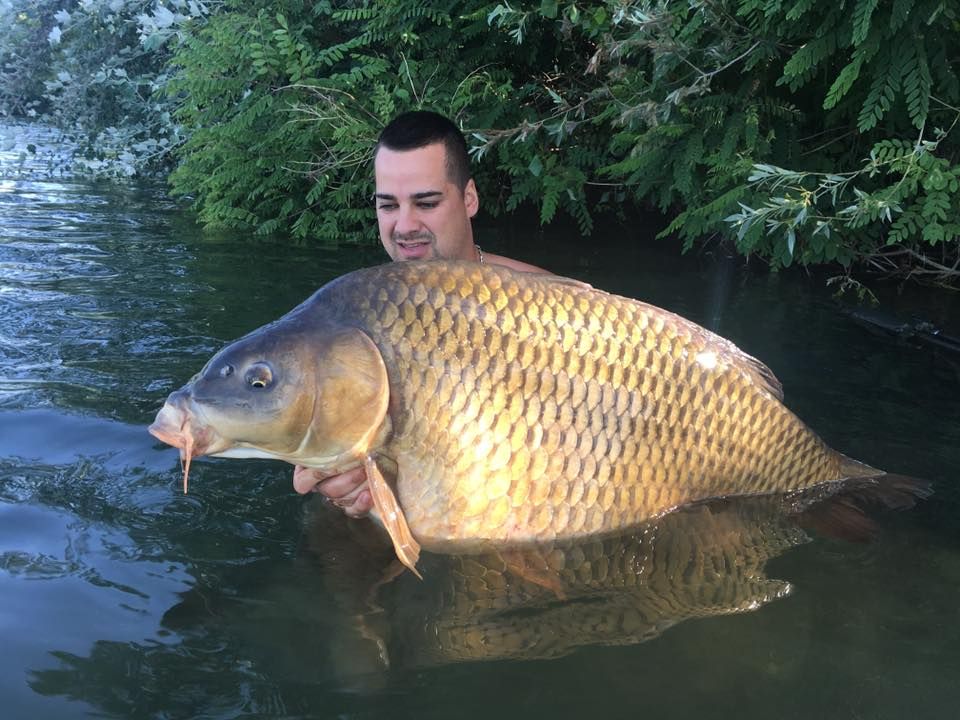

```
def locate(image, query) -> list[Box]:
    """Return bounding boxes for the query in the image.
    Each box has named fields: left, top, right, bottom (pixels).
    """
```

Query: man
left=371, top=110, right=544, bottom=272
left=293, top=110, right=547, bottom=516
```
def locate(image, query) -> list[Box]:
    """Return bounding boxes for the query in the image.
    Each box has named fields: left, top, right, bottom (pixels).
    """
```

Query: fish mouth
left=149, top=399, right=221, bottom=493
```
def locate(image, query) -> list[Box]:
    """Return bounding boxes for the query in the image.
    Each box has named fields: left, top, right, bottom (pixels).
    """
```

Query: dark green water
left=1, top=124, right=958, bottom=719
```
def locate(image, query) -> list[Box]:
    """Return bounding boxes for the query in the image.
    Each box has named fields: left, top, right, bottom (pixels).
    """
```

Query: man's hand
left=292, top=464, right=373, bottom=519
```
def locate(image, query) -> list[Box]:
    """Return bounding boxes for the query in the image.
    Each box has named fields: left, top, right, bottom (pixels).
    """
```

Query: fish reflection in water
left=303, top=477, right=925, bottom=669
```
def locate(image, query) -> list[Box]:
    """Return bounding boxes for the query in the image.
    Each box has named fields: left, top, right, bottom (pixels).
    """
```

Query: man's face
left=374, top=142, right=479, bottom=262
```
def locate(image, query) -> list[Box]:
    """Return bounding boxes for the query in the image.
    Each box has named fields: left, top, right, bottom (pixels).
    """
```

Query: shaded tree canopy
left=1, top=0, right=958, bottom=287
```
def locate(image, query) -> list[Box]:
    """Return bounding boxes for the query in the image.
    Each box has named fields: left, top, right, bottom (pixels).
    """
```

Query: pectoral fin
left=311, top=328, right=391, bottom=462
left=364, top=455, right=422, bottom=579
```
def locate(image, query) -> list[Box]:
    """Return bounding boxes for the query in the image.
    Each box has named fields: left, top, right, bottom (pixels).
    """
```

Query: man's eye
left=377, top=203, right=397, bottom=211
left=417, top=202, right=438, bottom=209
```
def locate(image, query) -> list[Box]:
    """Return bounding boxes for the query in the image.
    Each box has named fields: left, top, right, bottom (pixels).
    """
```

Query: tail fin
left=837, top=473, right=933, bottom=510
left=838, top=453, right=885, bottom=480
left=797, top=474, right=932, bottom=543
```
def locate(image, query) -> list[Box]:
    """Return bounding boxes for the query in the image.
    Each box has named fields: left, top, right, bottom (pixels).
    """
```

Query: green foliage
left=636, top=0, right=960, bottom=279
left=0, top=0, right=60, bottom=118
left=0, top=0, right=201, bottom=177
left=851, top=0, right=879, bottom=46
left=168, top=0, right=951, bottom=272
left=2, top=0, right=958, bottom=282
left=901, top=39, right=932, bottom=130
left=165, top=0, right=614, bottom=240
left=858, top=48, right=903, bottom=132
left=725, top=134, right=960, bottom=277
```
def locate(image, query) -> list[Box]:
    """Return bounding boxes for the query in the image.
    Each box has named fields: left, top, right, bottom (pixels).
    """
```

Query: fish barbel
left=149, top=260, right=892, bottom=574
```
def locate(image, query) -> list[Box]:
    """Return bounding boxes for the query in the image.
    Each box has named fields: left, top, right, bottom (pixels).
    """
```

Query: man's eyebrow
left=373, top=190, right=443, bottom=200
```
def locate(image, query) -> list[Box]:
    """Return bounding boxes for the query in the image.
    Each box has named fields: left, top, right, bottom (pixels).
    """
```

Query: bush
left=3, top=0, right=958, bottom=284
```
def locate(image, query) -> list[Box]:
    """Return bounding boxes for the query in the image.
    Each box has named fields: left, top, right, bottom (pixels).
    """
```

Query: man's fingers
left=315, top=466, right=367, bottom=498
left=340, top=489, right=373, bottom=519
left=292, top=464, right=330, bottom=494
left=291, top=465, right=373, bottom=518
left=320, top=472, right=373, bottom=518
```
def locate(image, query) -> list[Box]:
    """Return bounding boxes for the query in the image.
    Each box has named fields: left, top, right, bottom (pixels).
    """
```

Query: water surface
left=1, top=123, right=958, bottom=719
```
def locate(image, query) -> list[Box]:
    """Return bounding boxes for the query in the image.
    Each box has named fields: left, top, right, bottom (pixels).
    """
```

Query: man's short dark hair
left=375, top=111, right=472, bottom=190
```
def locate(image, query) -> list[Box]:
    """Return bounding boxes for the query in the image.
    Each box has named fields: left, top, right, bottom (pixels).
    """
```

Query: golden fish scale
left=333, top=262, right=841, bottom=546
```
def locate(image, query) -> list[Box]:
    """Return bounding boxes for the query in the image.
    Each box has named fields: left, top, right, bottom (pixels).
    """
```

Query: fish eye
left=219, top=364, right=234, bottom=378
left=245, top=362, right=273, bottom=389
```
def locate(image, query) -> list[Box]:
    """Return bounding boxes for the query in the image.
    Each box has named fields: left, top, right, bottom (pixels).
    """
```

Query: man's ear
left=463, top=178, right=479, bottom=218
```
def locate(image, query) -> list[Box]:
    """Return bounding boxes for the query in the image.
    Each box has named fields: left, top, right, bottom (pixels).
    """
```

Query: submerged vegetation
left=1, top=0, right=958, bottom=285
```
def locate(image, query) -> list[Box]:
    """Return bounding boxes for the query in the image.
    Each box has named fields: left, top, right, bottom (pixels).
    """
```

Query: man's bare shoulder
left=483, top=251, right=551, bottom=274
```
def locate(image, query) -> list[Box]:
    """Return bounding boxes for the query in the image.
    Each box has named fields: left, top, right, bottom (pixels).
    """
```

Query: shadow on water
left=1, top=123, right=959, bottom=718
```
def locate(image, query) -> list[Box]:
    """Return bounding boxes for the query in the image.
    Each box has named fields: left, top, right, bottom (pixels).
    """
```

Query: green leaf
left=851, top=0, right=878, bottom=46
left=922, top=222, right=945, bottom=244
left=902, top=41, right=932, bottom=128
left=824, top=57, right=863, bottom=109
left=857, top=48, right=903, bottom=131
left=540, top=0, right=559, bottom=20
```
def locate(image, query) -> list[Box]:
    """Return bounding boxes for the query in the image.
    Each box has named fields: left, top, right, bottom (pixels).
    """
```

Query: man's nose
left=394, top=205, right=421, bottom=235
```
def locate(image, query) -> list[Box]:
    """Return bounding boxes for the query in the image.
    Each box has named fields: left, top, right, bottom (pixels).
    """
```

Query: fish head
left=149, top=320, right=390, bottom=486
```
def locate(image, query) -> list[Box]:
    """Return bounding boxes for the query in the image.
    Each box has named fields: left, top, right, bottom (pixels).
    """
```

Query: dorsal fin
left=738, top=350, right=784, bottom=401
left=540, top=273, right=595, bottom=291
left=685, top=320, right=786, bottom=402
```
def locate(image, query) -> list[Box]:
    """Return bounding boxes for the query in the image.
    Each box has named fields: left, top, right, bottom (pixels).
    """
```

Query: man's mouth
left=395, top=237, right=433, bottom=258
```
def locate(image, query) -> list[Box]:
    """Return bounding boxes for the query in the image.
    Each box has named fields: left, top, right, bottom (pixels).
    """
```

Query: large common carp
left=149, top=260, right=903, bottom=575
